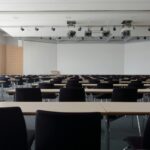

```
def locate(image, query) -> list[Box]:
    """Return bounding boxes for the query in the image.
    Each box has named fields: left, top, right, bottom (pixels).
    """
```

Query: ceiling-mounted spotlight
left=112, top=36, right=115, bottom=39
left=121, top=20, right=133, bottom=27
left=99, top=37, right=103, bottom=39
left=85, top=29, right=92, bottom=37
left=35, top=27, right=39, bottom=31
left=100, top=27, right=104, bottom=31
left=78, top=27, right=82, bottom=31
left=58, top=37, right=61, bottom=40
left=144, top=36, right=147, bottom=40
left=51, top=27, right=55, bottom=31
left=113, top=27, right=116, bottom=31
left=20, top=27, right=24, bottom=31
left=49, top=37, right=52, bottom=40
left=67, top=20, right=76, bottom=27
left=137, top=37, right=140, bottom=40
left=40, top=37, right=43, bottom=39
left=121, top=30, right=130, bottom=38
left=102, top=30, right=110, bottom=37
left=148, top=27, right=150, bottom=31
left=68, top=30, right=76, bottom=38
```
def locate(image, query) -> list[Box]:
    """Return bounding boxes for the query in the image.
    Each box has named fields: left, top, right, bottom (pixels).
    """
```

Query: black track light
left=21, top=27, right=24, bottom=31
left=58, top=37, right=61, bottom=40
left=144, top=36, right=147, bottom=40
left=51, top=27, right=55, bottom=31
left=49, top=37, right=52, bottom=40
left=35, top=27, right=39, bottom=31
left=100, top=27, right=103, bottom=31
left=78, top=27, right=82, bottom=31
left=148, top=27, right=150, bottom=31
left=85, top=29, right=92, bottom=37
left=137, top=37, right=140, bottom=40
left=113, top=27, right=116, bottom=31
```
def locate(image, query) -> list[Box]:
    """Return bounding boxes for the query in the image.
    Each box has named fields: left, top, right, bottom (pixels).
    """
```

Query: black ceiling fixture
left=102, top=30, right=110, bottom=37
left=20, top=27, right=25, bottom=31
left=49, top=37, right=52, bottom=40
left=144, top=36, right=147, bottom=40
left=113, top=27, right=116, bottom=31
left=35, top=27, right=39, bottom=31
left=68, top=30, right=76, bottom=38
left=51, top=27, right=55, bottom=31
left=67, top=20, right=76, bottom=27
left=85, top=29, right=92, bottom=37
left=100, top=27, right=104, bottom=31
left=78, top=27, right=82, bottom=31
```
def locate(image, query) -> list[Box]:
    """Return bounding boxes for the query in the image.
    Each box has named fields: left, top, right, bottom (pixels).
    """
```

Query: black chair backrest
left=15, top=88, right=42, bottom=102
left=0, top=107, right=28, bottom=150
left=59, top=88, right=85, bottom=102
left=66, top=82, right=82, bottom=88
left=39, top=83, right=54, bottom=89
left=143, top=117, right=150, bottom=149
left=97, top=83, right=113, bottom=89
left=128, top=81, right=144, bottom=89
left=112, top=88, right=137, bottom=102
left=35, top=110, right=101, bottom=150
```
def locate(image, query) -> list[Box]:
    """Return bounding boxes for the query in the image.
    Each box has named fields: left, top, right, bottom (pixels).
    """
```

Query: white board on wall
left=124, top=41, right=150, bottom=75
left=57, top=43, right=124, bottom=74
left=23, top=41, right=57, bottom=75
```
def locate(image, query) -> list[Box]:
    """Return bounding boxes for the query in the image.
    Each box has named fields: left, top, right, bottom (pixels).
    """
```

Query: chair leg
left=122, top=145, right=131, bottom=150
left=136, top=115, right=142, bottom=136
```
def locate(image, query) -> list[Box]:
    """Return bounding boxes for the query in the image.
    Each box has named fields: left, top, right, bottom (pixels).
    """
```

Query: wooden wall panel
left=6, top=45, right=23, bottom=75
left=0, top=44, right=6, bottom=74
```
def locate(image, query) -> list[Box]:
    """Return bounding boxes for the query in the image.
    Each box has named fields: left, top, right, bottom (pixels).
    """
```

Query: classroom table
left=6, top=88, right=150, bottom=95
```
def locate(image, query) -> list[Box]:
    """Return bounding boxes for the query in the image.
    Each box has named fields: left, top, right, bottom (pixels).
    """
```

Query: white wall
left=23, top=41, right=57, bottom=75
left=57, top=43, right=124, bottom=74
left=124, top=41, right=150, bottom=75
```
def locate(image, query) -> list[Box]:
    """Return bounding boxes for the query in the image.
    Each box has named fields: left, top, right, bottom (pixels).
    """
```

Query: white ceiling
left=0, top=0, right=150, bottom=41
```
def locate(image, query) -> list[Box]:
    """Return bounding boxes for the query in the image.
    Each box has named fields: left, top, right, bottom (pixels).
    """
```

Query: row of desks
left=6, top=88, right=150, bottom=95
left=0, top=101, right=149, bottom=115
left=0, top=101, right=149, bottom=150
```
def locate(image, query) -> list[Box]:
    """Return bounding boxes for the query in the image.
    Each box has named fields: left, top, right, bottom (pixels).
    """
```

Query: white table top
left=102, top=102, right=150, bottom=115
left=0, top=102, right=105, bottom=115
left=6, top=88, right=150, bottom=94
left=0, top=102, right=150, bottom=116
left=0, top=81, right=5, bottom=84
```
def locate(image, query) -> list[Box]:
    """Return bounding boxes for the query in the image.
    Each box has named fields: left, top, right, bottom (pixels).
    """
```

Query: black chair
left=66, top=82, right=82, bottom=88
left=128, top=81, right=144, bottom=100
left=15, top=88, right=42, bottom=101
left=59, top=88, right=85, bottom=102
left=112, top=88, right=138, bottom=102
left=35, top=110, right=101, bottom=150
left=94, top=83, right=113, bottom=101
left=39, top=83, right=57, bottom=100
left=124, top=116, right=150, bottom=150
left=0, top=107, right=34, bottom=150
